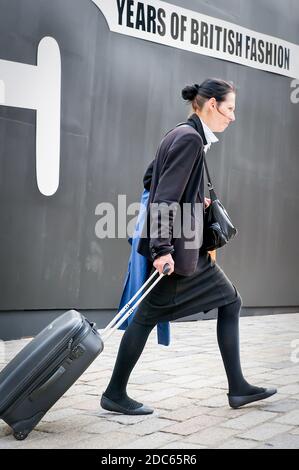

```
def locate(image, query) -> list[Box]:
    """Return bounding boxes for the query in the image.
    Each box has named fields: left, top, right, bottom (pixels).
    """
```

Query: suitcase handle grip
left=29, top=365, right=66, bottom=401
left=162, top=263, right=171, bottom=275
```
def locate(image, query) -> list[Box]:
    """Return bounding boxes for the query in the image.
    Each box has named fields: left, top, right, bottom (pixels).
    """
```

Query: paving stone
left=164, top=374, right=202, bottom=385
left=157, top=405, right=212, bottom=422
left=41, top=407, right=86, bottom=423
left=198, top=394, right=228, bottom=407
left=84, top=387, right=102, bottom=396
left=272, top=366, right=299, bottom=377
left=80, top=419, right=123, bottom=434
left=60, top=431, right=137, bottom=449
left=257, top=392, right=287, bottom=403
left=117, top=431, right=178, bottom=449
left=186, top=426, right=239, bottom=446
left=154, top=396, right=195, bottom=410
left=140, top=388, right=183, bottom=403
left=175, top=379, right=216, bottom=391
left=36, top=414, right=101, bottom=434
left=256, top=433, right=299, bottom=449
left=283, top=366, right=299, bottom=375
left=161, top=414, right=225, bottom=436
left=276, top=384, right=299, bottom=395
left=267, top=362, right=297, bottom=370
left=63, top=384, right=98, bottom=397
left=95, top=410, right=158, bottom=425
left=71, top=398, right=100, bottom=411
left=0, top=430, right=79, bottom=449
left=274, top=409, right=299, bottom=425
left=0, top=423, right=11, bottom=438
left=196, top=376, right=227, bottom=387
left=50, top=394, right=89, bottom=410
left=269, top=375, right=299, bottom=386
left=120, top=417, right=175, bottom=436
left=289, top=428, right=299, bottom=435
left=130, top=373, right=173, bottom=385
left=260, top=399, right=299, bottom=413
left=210, top=383, right=227, bottom=391
left=243, top=367, right=272, bottom=376
left=217, top=438, right=259, bottom=449
left=182, top=387, right=222, bottom=399
left=239, top=423, right=294, bottom=441
left=165, top=366, right=207, bottom=377
left=222, top=411, right=278, bottom=430
left=160, top=441, right=207, bottom=449
left=206, top=407, right=249, bottom=418
left=133, top=382, right=186, bottom=392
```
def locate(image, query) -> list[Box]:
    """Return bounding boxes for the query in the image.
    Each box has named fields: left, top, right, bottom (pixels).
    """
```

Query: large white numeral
left=0, top=37, right=61, bottom=196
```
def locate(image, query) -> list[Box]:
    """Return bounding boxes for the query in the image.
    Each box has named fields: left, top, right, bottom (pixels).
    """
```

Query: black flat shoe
left=100, top=394, right=154, bottom=415
left=228, top=387, right=277, bottom=409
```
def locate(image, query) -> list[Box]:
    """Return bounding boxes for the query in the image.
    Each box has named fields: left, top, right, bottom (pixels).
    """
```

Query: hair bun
left=181, top=84, right=199, bottom=101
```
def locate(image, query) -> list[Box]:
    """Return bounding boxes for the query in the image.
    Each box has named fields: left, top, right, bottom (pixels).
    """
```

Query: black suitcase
left=0, top=264, right=169, bottom=440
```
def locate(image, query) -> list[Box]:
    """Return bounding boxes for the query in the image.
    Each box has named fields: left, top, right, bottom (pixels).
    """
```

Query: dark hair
left=181, top=78, right=236, bottom=110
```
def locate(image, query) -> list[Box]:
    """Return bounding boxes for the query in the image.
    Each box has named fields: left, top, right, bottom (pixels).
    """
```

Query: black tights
left=103, top=294, right=264, bottom=409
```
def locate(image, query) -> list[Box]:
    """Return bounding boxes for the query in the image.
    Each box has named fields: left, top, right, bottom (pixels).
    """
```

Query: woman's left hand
left=204, top=197, right=211, bottom=208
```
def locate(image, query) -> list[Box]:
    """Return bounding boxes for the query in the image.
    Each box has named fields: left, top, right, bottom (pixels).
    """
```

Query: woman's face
left=207, top=92, right=236, bottom=132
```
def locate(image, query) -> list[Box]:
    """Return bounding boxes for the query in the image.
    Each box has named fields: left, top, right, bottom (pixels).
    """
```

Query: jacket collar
left=186, top=113, right=208, bottom=146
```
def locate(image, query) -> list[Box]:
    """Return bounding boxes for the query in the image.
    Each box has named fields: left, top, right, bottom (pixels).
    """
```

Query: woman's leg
left=102, top=317, right=156, bottom=411
left=217, top=293, right=276, bottom=399
left=102, top=290, right=276, bottom=413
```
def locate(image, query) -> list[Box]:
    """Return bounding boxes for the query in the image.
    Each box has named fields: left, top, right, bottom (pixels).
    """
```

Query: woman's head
left=182, top=78, right=236, bottom=132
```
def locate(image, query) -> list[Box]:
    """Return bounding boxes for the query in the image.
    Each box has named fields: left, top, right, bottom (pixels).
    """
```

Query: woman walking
left=101, top=78, right=277, bottom=415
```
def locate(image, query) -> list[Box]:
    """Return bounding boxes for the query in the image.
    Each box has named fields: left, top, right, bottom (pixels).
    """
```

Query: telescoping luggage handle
left=101, top=263, right=171, bottom=342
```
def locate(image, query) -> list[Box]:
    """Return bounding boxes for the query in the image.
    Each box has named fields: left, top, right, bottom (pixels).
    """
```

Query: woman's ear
left=207, top=97, right=216, bottom=110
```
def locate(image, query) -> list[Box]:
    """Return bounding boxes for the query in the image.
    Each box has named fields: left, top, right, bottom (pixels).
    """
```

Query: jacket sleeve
left=143, top=160, right=154, bottom=190
left=149, top=133, right=202, bottom=261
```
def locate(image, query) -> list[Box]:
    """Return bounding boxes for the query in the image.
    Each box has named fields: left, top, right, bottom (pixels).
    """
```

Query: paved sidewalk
left=0, top=313, right=299, bottom=449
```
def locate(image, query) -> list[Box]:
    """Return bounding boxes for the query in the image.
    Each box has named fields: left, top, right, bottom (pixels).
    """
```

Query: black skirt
left=134, top=250, right=239, bottom=326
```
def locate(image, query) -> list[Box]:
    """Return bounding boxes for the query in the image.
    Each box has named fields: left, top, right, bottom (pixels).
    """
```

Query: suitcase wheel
left=13, top=431, right=29, bottom=441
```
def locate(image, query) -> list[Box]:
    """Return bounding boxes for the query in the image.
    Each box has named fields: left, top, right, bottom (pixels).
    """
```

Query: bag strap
left=175, top=122, right=218, bottom=201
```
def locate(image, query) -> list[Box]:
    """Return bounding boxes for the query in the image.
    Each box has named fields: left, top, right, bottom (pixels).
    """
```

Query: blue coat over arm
left=117, top=188, right=171, bottom=346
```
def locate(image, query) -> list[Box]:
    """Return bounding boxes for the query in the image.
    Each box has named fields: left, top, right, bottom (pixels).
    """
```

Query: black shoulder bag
left=175, top=122, right=238, bottom=251
left=202, top=154, right=238, bottom=251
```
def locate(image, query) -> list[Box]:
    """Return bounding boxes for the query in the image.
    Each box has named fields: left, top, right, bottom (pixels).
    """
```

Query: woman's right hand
left=153, top=253, right=175, bottom=276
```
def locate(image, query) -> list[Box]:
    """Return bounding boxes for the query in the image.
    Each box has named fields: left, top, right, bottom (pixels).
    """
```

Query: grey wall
left=1, top=0, right=299, bottom=339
